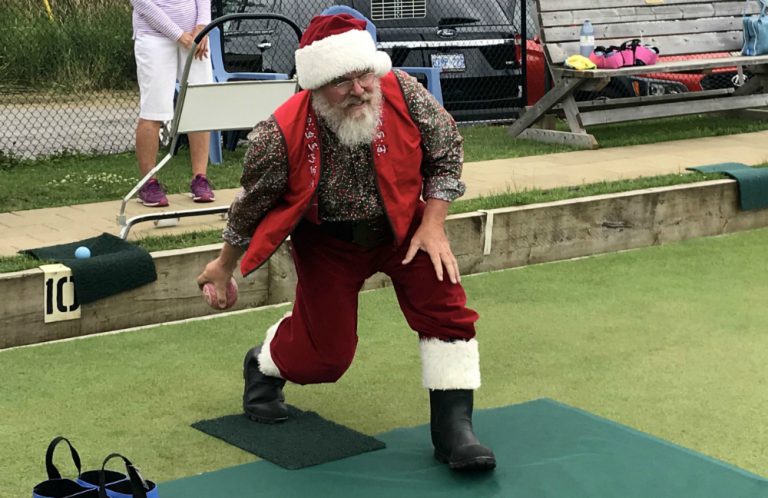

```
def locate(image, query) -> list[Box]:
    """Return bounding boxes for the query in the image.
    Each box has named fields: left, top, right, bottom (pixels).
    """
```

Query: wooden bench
left=509, top=0, right=768, bottom=148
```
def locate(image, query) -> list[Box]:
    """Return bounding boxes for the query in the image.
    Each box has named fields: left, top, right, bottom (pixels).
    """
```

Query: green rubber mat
left=162, top=399, right=768, bottom=498
left=687, top=162, right=768, bottom=211
left=192, top=405, right=385, bottom=469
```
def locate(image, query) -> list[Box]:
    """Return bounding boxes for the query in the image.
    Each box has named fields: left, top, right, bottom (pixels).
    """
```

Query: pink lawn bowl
left=202, top=278, right=239, bottom=310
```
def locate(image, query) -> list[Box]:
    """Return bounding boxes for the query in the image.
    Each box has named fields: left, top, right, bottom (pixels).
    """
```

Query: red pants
left=269, top=211, right=479, bottom=385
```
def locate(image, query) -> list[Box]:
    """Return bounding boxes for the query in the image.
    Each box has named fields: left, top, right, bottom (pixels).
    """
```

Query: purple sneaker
left=191, top=174, right=215, bottom=202
left=138, top=178, right=169, bottom=207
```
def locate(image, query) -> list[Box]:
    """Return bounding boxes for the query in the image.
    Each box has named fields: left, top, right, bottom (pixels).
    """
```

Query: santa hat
left=295, top=14, right=392, bottom=90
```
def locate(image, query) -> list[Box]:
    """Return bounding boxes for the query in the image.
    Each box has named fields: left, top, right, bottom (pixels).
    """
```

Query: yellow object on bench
left=564, top=55, right=596, bottom=71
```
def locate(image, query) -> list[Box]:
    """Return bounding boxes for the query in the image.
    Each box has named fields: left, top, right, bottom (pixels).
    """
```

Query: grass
left=0, top=1, right=134, bottom=91
left=2, top=227, right=767, bottom=497
left=0, top=254, right=54, bottom=274
left=460, top=114, right=768, bottom=161
left=4, top=114, right=767, bottom=214
left=448, top=170, right=729, bottom=214
left=0, top=148, right=247, bottom=213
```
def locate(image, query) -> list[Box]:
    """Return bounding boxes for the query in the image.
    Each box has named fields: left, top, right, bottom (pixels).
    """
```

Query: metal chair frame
left=117, top=13, right=302, bottom=239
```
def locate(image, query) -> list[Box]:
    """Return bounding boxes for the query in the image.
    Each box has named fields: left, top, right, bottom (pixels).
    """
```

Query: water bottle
left=579, top=20, right=595, bottom=57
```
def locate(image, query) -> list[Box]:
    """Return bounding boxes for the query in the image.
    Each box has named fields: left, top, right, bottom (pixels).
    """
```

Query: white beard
left=312, top=81, right=383, bottom=147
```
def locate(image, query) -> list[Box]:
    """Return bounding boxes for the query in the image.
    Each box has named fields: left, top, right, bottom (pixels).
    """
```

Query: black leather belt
left=317, top=216, right=393, bottom=248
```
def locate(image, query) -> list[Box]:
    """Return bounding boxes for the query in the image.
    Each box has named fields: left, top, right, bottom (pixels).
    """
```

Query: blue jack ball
left=74, top=246, right=91, bottom=259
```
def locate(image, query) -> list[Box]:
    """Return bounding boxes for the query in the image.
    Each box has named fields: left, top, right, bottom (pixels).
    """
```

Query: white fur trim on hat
left=256, top=312, right=291, bottom=378
left=419, top=338, right=481, bottom=390
left=295, top=29, right=392, bottom=90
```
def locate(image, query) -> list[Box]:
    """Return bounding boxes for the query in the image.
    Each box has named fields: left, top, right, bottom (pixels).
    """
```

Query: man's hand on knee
left=402, top=224, right=460, bottom=284
left=402, top=199, right=460, bottom=284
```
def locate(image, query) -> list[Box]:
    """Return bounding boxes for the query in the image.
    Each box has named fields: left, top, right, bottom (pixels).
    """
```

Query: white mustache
left=343, top=95, right=371, bottom=108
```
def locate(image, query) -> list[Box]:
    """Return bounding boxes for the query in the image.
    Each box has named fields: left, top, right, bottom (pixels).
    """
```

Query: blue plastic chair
left=208, top=27, right=290, bottom=151
left=394, top=67, right=444, bottom=105
left=320, top=5, right=378, bottom=41
left=209, top=27, right=290, bottom=84
left=320, top=6, right=443, bottom=105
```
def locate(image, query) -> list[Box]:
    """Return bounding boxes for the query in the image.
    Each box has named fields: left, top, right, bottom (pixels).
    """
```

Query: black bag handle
left=97, top=453, right=149, bottom=498
left=620, top=39, right=641, bottom=50
left=45, top=436, right=82, bottom=480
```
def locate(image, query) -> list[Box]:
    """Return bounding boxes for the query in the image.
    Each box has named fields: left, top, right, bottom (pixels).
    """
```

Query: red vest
left=240, top=71, right=424, bottom=276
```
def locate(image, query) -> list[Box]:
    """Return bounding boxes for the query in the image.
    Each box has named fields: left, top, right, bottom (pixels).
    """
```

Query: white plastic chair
left=208, top=25, right=291, bottom=151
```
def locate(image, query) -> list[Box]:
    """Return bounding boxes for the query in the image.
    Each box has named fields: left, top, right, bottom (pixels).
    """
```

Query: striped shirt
left=130, top=0, right=211, bottom=40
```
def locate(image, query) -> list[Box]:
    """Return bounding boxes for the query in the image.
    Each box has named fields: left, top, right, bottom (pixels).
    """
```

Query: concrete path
left=3, top=130, right=768, bottom=257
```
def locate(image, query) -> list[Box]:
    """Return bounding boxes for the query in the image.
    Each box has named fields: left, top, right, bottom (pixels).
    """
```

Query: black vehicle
left=213, top=0, right=526, bottom=123
left=210, top=0, right=308, bottom=75
left=342, top=0, right=523, bottom=122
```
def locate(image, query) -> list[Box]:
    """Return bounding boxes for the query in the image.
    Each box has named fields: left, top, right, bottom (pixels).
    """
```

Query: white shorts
left=134, top=34, right=213, bottom=121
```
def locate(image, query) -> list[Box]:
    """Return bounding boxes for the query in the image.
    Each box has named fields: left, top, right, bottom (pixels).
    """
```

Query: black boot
left=430, top=389, right=496, bottom=471
left=242, top=345, right=288, bottom=423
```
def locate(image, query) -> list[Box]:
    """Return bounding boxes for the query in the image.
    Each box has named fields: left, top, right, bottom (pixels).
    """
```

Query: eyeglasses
left=331, top=72, right=376, bottom=92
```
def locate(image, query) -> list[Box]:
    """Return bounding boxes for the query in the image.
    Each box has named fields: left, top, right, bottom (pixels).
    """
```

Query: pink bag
left=589, top=46, right=624, bottom=69
left=620, top=45, right=636, bottom=66
left=620, top=39, right=659, bottom=66
left=634, top=44, right=659, bottom=66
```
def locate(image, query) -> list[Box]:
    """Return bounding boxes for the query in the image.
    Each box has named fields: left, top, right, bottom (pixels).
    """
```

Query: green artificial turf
left=2, top=229, right=768, bottom=497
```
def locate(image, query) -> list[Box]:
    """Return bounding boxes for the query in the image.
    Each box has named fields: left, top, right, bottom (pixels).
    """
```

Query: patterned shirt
left=130, top=0, right=211, bottom=40
left=223, top=69, right=465, bottom=248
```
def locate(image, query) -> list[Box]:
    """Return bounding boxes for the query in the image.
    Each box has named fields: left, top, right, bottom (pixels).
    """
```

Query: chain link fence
left=1, top=0, right=534, bottom=160
left=0, top=1, right=748, bottom=161
left=0, top=1, right=137, bottom=160
left=213, top=0, right=531, bottom=123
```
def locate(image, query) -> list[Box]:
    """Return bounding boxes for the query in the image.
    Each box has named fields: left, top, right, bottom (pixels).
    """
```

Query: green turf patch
left=163, top=399, right=768, bottom=498
left=3, top=228, right=768, bottom=497
left=687, top=162, right=768, bottom=210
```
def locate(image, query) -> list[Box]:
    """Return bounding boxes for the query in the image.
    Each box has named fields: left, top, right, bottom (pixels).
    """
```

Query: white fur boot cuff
left=256, top=314, right=290, bottom=378
left=419, top=338, right=481, bottom=390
